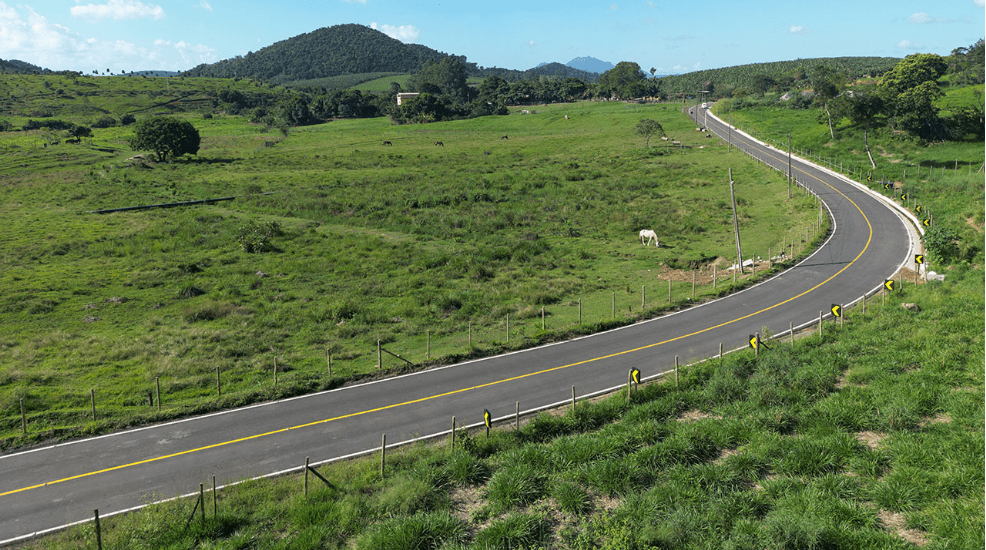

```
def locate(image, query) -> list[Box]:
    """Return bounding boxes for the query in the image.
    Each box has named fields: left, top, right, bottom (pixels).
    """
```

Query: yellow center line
left=1, top=140, right=874, bottom=500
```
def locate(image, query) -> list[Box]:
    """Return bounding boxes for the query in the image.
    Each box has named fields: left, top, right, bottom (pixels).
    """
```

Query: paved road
left=0, top=106, right=920, bottom=544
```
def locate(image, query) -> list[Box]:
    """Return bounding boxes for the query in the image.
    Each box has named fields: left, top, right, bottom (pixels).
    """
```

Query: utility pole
left=787, top=133, right=792, bottom=199
left=729, top=168, right=743, bottom=273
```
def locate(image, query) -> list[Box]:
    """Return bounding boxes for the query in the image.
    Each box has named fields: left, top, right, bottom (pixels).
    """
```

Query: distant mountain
left=184, top=24, right=469, bottom=84
left=523, top=62, right=600, bottom=82
left=132, top=70, right=182, bottom=77
left=566, top=57, right=614, bottom=74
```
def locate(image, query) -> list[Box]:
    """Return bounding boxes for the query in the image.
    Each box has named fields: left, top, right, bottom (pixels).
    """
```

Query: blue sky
left=1, top=0, right=983, bottom=74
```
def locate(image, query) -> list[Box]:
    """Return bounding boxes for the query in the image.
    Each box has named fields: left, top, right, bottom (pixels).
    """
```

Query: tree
left=841, top=87, right=886, bottom=168
left=878, top=54, right=949, bottom=140
left=880, top=54, right=947, bottom=94
left=598, top=61, right=647, bottom=99
left=635, top=118, right=665, bottom=147
left=128, top=117, right=200, bottom=162
left=809, top=65, right=844, bottom=138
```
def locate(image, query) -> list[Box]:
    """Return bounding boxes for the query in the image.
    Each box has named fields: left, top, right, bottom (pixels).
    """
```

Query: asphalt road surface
left=0, top=106, right=920, bottom=544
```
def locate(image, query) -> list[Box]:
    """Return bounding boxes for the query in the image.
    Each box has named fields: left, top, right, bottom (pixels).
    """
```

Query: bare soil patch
left=855, top=431, right=887, bottom=449
left=879, top=509, right=930, bottom=546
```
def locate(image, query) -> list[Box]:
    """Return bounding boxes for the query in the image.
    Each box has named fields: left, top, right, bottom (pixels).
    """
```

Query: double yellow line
left=2, top=135, right=874, bottom=500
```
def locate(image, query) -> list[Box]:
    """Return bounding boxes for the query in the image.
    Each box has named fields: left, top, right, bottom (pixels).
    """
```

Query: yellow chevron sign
left=748, top=334, right=758, bottom=350
left=901, top=193, right=908, bottom=201
left=914, top=254, right=924, bottom=265
left=884, top=279, right=896, bottom=292
left=916, top=205, right=922, bottom=214
left=630, top=368, right=641, bottom=385
left=483, top=409, right=491, bottom=429
left=831, top=304, right=842, bottom=317
left=923, top=218, right=931, bottom=227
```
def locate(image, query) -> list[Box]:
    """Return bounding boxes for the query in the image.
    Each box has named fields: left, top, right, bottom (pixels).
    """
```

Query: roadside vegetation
left=27, top=268, right=984, bottom=549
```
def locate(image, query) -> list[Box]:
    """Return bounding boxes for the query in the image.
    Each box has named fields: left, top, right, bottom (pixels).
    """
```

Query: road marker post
left=327, top=348, right=331, bottom=376
left=427, top=330, right=430, bottom=360
left=571, top=385, right=576, bottom=412
left=20, top=398, right=26, bottom=434
left=213, top=475, right=217, bottom=517
left=675, top=355, right=679, bottom=389
left=90, top=388, right=96, bottom=422
left=156, top=376, right=161, bottom=411
left=304, top=456, right=309, bottom=496
left=216, top=367, right=221, bottom=397
left=380, top=434, right=386, bottom=479
left=515, top=402, right=520, bottom=430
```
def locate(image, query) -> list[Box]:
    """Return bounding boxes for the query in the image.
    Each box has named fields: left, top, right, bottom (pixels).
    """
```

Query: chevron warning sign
left=916, top=205, right=923, bottom=214
left=748, top=334, right=758, bottom=350
left=901, top=193, right=908, bottom=201
left=483, top=409, right=492, bottom=429
left=630, top=368, right=641, bottom=385
left=831, top=304, right=842, bottom=317
left=884, top=279, right=896, bottom=292
left=922, top=218, right=931, bottom=227
left=882, top=182, right=892, bottom=190
left=914, top=254, right=924, bottom=265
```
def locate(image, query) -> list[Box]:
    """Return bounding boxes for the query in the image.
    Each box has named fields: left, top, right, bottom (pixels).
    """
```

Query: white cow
left=639, top=229, right=659, bottom=247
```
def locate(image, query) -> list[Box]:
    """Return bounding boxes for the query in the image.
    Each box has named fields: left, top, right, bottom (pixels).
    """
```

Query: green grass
left=0, top=83, right=828, bottom=448
left=25, top=265, right=983, bottom=549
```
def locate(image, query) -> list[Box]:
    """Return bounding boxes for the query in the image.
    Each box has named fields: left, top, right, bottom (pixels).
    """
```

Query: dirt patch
left=678, top=409, right=722, bottom=422
left=450, top=486, right=485, bottom=526
left=919, top=413, right=952, bottom=427
left=879, top=509, right=930, bottom=546
left=855, top=431, right=887, bottom=449
left=967, top=216, right=984, bottom=234
left=715, top=448, right=739, bottom=464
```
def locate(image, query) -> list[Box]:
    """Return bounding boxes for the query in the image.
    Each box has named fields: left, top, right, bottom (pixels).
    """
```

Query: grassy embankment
left=26, top=266, right=984, bottom=549
left=0, top=82, right=824, bottom=449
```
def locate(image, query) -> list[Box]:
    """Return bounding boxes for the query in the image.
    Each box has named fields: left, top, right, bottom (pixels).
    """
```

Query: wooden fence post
left=790, top=321, right=794, bottom=347
left=719, top=342, right=723, bottom=367
left=199, top=483, right=205, bottom=523
left=450, top=416, right=455, bottom=450
left=273, top=356, right=278, bottom=386
left=641, top=285, right=646, bottom=309
left=571, top=385, right=576, bottom=412
left=578, top=298, right=582, bottom=325
left=327, top=349, right=332, bottom=376
left=612, top=290, right=616, bottom=318
left=668, top=279, right=672, bottom=302
left=515, top=402, right=520, bottom=430
left=156, top=376, right=161, bottom=411
left=542, top=306, right=545, bottom=330
left=305, top=456, right=310, bottom=496
left=692, top=272, right=696, bottom=297
left=674, top=355, right=679, bottom=389
left=20, top=398, right=26, bottom=434
left=468, top=322, right=472, bottom=347
left=506, top=316, right=509, bottom=342
left=216, top=367, right=221, bottom=397
left=427, top=330, right=430, bottom=360
left=380, top=434, right=386, bottom=479
left=819, top=310, right=823, bottom=338
left=90, top=388, right=96, bottom=421
left=626, top=370, right=632, bottom=404
left=377, top=340, right=382, bottom=370
left=713, top=266, right=717, bottom=290
left=213, top=475, right=217, bottom=517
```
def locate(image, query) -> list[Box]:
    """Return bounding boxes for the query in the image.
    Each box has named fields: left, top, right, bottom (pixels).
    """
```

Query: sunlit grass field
left=0, top=89, right=823, bottom=449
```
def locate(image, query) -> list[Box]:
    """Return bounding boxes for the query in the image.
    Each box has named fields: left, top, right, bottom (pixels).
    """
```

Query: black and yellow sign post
left=627, top=368, right=641, bottom=403
left=922, top=218, right=931, bottom=228
left=483, top=408, right=492, bottom=438
left=915, top=254, right=924, bottom=284
left=748, top=333, right=769, bottom=358
left=900, top=193, right=907, bottom=203
left=883, top=278, right=895, bottom=306
left=831, top=303, right=844, bottom=328
left=916, top=205, right=923, bottom=215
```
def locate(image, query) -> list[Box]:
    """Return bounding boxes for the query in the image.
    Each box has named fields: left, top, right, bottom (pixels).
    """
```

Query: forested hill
left=1, top=58, right=46, bottom=74
left=657, top=57, right=902, bottom=97
left=184, top=24, right=468, bottom=84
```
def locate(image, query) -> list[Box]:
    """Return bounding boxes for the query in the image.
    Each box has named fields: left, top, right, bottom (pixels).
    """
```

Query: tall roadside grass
left=25, top=265, right=984, bottom=549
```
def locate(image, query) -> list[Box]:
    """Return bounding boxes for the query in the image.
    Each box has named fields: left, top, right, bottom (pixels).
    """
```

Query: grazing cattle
left=638, top=229, right=659, bottom=247
left=500, top=134, right=508, bottom=140
left=382, top=140, right=393, bottom=146
left=434, top=141, right=444, bottom=147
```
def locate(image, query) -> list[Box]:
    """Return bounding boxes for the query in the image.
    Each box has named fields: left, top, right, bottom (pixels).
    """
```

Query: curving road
left=0, top=106, right=921, bottom=544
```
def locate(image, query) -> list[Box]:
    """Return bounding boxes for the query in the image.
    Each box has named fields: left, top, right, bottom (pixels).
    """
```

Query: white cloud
left=0, top=2, right=213, bottom=71
left=897, top=39, right=923, bottom=50
left=789, top=25, right=806, bottom=34
left=526, top=40, right=536, bottom=47
left=975, top=0, right=985, bottom=7
left=343, top=0, right=368, bottom=3
left=610, top=3, right=618, bottom=10
left=369, top=22, right=419, bottom=42
left=198, top=1, right=213, bottom=12
left=909, top=12, right=933, bottom=24
left=71, top=0, right=164, bottom=21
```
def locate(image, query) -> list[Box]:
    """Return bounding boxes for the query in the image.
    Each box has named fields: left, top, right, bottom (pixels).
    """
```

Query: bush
left=922, top=225, right=960, bottom=264
left=92, top=116, right=117, bottom=128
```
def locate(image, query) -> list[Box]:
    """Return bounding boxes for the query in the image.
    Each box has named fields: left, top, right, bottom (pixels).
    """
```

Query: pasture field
left=0, top=90, right=824, bottom=449
left=25, top=267, right=984, bottom=549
